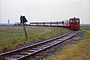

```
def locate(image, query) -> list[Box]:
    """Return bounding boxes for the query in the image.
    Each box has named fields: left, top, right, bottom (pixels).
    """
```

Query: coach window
left=70, top=20, right=72, bottom=22
left=65, top=21, right=66, bottom=23
left=64, top=21, right=65, bottom=23
left=67, top=21, right=68, bottom=23
left=66, top=21, right=67, bottom=23
left=65, top=21, right=67, bottom=23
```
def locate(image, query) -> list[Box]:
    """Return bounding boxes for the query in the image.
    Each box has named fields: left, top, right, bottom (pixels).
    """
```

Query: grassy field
left=43, top=26, right=90, bottom=60
left=0, top=26, right=69, bottom=51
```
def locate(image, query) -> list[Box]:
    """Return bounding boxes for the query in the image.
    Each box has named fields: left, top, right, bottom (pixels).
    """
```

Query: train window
left=67, top=21, right=68, bottom=23
left=66, top=21, right=68, bottom=23
left=67, top=21, right=69, bottom=23
left=73, top=19, right=76, bottom=21
left=65, top=21, right=66, bottom=23
left=77, top=20, right=79, bottom=22
left=62, top=21, right=64, bottom=24
left=64, top=21, right=66, bottom=23
left=66, top=21, right=67, bottom=23
left=70, top=20, right=72, bottom=22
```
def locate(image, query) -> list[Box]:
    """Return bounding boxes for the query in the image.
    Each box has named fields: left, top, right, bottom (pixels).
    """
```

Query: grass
left=0, top=26, right=69, bottom=51
left=43, top=26, right=90, bottom=60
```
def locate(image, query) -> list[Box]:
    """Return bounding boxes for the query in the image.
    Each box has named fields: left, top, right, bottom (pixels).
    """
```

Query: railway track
left=0, top=31, right=78, bottom=60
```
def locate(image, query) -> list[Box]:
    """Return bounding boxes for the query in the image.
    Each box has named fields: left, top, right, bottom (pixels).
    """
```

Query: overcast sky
left=0, top=0, right=90, bottom=24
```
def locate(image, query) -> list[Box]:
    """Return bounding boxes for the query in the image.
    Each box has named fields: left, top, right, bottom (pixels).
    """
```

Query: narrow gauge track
left=0, top=31, right=78, bottom=60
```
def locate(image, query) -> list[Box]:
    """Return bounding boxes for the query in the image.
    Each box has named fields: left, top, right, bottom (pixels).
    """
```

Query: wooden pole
left=23, top=23, right=28, bottom=40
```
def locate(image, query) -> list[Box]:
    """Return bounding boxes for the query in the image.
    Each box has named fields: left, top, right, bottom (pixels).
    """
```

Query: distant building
left=8, top=19, right=10, bottom=24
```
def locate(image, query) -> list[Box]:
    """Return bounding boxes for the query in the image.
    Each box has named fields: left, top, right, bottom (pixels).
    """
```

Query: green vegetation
left=43, top=26, right=90, bottom=60
left=0, top=26, right=68, bottom=51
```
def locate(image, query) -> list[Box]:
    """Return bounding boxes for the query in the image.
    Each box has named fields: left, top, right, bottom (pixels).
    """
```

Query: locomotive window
left=77, top=20, right=79, bottom=22
left=73, top=19, right=76, bottom=21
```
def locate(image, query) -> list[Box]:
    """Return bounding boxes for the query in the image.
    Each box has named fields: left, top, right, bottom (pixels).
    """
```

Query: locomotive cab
left=69, top=17, right=80, bottom=30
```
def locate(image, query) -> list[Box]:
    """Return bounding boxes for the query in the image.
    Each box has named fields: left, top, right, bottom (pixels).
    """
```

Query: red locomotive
left=69, top=17, right=80, bottom=30
left=64, top=17, right=80, bottom=30
left=30, top=17, right=80, bottom=30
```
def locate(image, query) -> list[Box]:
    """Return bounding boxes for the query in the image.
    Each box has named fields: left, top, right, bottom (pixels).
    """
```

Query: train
left=30, top=17, right=80, bottom=30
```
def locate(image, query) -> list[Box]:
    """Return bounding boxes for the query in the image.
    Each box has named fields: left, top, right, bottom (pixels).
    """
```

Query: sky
left=0, top=0, right=90, bottom=24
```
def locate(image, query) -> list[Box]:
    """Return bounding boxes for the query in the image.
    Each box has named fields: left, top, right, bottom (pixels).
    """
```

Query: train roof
left=69, top=17, right=80, bottom=20
left=30, top=22, right=37, bottom=23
